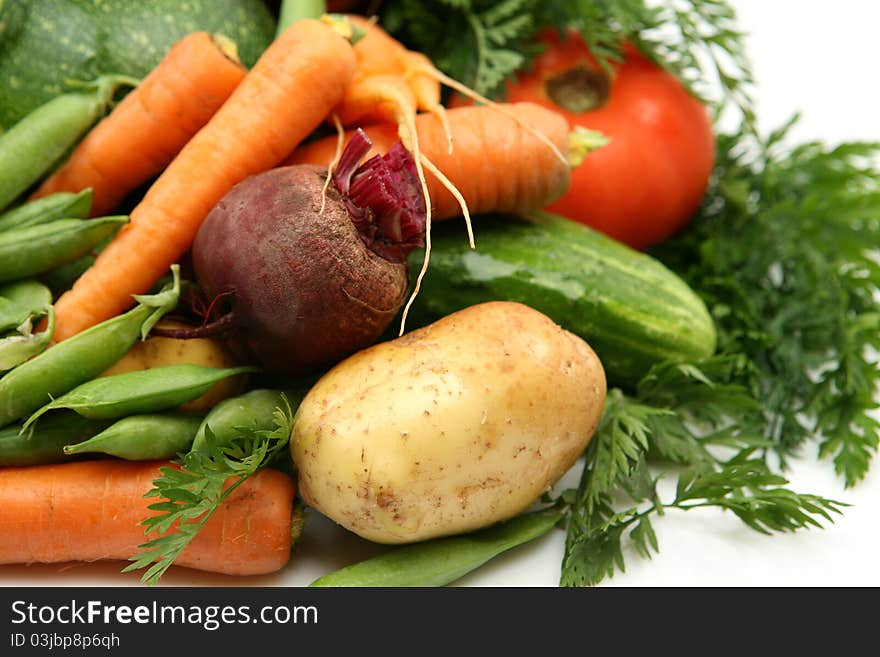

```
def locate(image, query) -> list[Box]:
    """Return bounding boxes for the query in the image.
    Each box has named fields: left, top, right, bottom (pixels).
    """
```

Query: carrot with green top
left=50, top=18, right=356, bottom=342
left=30, top=32, right=247, bottom=217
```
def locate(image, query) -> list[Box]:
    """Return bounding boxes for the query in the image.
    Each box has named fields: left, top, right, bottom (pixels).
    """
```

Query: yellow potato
left=291, top=301, right=607, bottom=544
left=99, top=321, right=243, bottom=413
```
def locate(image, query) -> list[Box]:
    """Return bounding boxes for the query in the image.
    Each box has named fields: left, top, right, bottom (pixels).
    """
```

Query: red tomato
left=502, top=31, right=715, bottom=250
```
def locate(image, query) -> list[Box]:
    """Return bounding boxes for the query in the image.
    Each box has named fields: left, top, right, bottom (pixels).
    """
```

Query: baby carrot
left=30, top=32, right=247, bottom=217
left=339, top=15, right=447, bottom=128
left=0, top=459, right=295, bottom=576
left=50, top=18, right=356, bottom=341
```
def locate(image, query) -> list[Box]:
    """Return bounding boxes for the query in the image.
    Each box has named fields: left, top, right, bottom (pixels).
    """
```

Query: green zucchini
left=0, top=0, right=28, bottom=45
left=0, top=0, right=275, bottom=130
left=407, top=211, right=717, bottom=387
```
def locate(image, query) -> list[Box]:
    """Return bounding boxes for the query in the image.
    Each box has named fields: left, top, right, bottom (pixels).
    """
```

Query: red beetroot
left=192, top=131, right=426, bottom=373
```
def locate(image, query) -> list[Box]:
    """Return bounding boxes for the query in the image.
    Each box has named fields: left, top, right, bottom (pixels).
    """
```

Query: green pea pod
left=0, top=265, right=180, bottom=427
left=24, top=364, right=257, bottom=429
left=191, top=388, right=290, bottom=453
left=309, top=506, right=565, bottom=587
left=0, top=280, right=52, bottom=332
left=0, top=76, right=137, bottom=212
left=0, top=306, right=54, bottom=371
left=0, top=189, right=92, bottom=232
left=63, top=412, right=203, bottom=460
left=0, top=411, right=110, bottom=466
left=0, top=215, right=127, bottom=283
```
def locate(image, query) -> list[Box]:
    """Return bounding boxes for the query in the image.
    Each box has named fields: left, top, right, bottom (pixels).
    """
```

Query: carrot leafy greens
left=655, top=123, right=880, bottom=486
left=559, top=361, right=847, bottom=586
left=124, top=397, right=293, bottom=585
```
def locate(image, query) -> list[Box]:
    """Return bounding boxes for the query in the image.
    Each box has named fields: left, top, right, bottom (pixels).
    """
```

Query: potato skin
left=291, top=301, right=606, bottom=544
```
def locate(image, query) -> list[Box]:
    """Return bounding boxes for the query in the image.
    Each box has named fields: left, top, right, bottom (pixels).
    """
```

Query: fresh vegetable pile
left=0, top=0, right=876, bottom=587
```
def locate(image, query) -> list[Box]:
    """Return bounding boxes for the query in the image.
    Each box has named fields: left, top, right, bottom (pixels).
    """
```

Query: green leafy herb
left=381, top=0, right=754, bottom=122
left=382, top=0, right=536, bottom=97
left=653, top=124, right=880, bottom=486
left=560, top=363, right=846, bottom=586
left=124, top=397, right=293, bottom=585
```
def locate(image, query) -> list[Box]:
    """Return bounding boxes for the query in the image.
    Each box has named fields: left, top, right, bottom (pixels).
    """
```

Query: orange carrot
left=289, top=102, right=574, bottom=221
left=402, top=50, right=447, bottom=124
left=30, top=32, right=247, bottom=217
left=50, top=18, right=356, bottom=342
left=339, top=16, right=446, bottom=126
left=0, top=460, right=294, bottom=576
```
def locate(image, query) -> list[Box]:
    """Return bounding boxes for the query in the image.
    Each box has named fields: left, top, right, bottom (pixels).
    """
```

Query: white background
left=2, top=0, right=879, bottom=588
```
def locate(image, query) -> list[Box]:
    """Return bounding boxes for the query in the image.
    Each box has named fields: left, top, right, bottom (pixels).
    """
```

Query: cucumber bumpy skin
left=407, top=211, right=717, bottom=388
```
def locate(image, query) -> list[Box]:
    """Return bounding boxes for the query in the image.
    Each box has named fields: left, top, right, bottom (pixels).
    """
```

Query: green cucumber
left=407, top=211, right=717, bottom=387
left=0, top=0, right=275, bottom=130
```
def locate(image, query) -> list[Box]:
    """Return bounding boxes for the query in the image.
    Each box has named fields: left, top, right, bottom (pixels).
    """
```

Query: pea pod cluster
left=61, top=388, right=298, bottom=464
left=191, top=388, right=290, bottom=452
left=0, top=387, right=299, bottom=466
left=63, top=413, right=204, bottom=460
left=0, top=265, right=181, bottom=427
left=0, top=280, right=51, bottom=332
left=0, top=412, right=109, bottom=467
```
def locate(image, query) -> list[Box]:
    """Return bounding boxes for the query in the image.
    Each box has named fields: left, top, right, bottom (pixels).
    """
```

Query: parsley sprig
left=124, top=397, right=294, bottom=585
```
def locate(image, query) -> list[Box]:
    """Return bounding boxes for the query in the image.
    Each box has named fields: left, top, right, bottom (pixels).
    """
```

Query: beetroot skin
left=192, top=164, right=413, bottom=373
